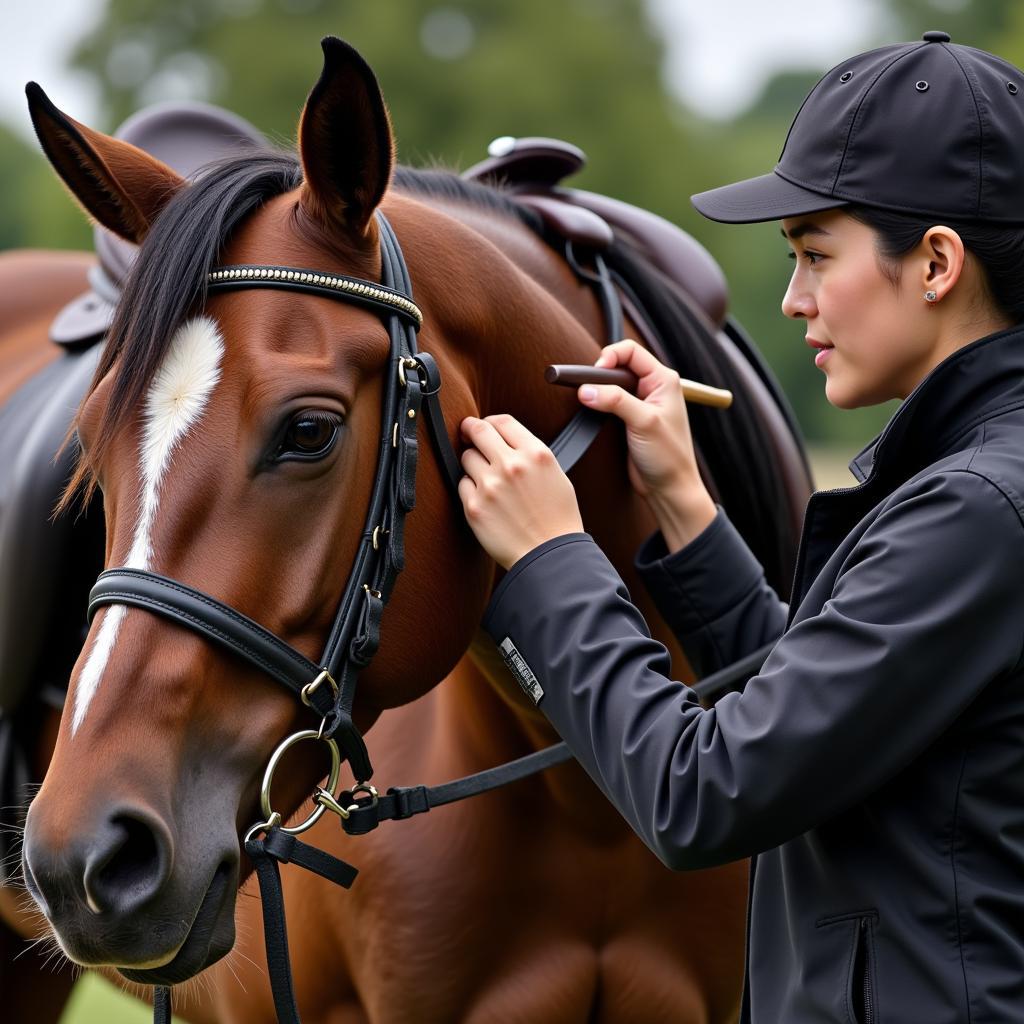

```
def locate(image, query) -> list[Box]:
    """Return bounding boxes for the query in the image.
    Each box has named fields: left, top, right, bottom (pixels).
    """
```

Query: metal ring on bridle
left=259, top=729, right=342, bottom=836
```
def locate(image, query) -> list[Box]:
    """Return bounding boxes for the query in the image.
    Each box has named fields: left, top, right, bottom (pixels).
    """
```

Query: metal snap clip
left=916, top=80, right=930, bottom=92
left=840, top=71, right=854, bottom=83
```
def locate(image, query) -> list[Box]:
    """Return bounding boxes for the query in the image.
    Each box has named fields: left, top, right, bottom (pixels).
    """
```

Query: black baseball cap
left=692, top=32, right=1024, bottom=225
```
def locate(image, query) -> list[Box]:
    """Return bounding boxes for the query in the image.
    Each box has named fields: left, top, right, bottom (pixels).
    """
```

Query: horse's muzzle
left=21, top=800, right=237, bottom=977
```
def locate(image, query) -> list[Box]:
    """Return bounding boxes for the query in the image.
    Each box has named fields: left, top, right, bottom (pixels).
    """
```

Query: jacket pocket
left=815, top=910, right=879, bottom=1024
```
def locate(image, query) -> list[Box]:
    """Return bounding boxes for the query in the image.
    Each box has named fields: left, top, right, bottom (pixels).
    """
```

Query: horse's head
left=20, top=38, right=533, bottom=984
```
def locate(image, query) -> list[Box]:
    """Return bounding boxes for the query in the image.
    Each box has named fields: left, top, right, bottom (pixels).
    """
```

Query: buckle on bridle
left=397, top=356, right=420, bottom=387
left=301, top=668, right=338, bottom=708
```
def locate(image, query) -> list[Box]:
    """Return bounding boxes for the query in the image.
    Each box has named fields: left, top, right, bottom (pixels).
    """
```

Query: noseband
left=86, top=212, right=618, bottom=1023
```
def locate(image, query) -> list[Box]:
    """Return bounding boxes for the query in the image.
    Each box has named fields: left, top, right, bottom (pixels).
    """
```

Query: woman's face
left=780, top=210, right=938, bottom=408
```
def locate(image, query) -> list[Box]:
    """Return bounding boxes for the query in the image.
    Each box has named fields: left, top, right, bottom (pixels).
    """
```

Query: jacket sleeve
left=482, top=470, right=1024, bottom=870
left=633, top=506, right=788, bottom=678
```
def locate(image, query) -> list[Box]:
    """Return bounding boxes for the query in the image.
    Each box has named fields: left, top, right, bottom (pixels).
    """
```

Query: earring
left=924, top=290, right=938, bottom=302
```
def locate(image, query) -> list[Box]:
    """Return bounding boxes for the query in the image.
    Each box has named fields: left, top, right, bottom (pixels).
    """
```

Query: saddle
left=462, top=136, right=729, bottom=330
left=463, top=137, right=809, bottom=538
left=0, top=103, right=266, bottom=880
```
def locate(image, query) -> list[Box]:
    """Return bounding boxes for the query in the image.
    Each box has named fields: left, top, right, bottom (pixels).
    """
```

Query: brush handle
left=544, top=364, right=733, bottom=409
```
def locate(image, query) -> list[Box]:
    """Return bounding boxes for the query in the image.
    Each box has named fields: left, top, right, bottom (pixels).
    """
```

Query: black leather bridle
left=86, top=213, right=619, bottom=1023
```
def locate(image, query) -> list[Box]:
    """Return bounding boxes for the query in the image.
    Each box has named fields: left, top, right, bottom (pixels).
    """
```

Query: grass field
left=60, top=974, right=172, bottom=1024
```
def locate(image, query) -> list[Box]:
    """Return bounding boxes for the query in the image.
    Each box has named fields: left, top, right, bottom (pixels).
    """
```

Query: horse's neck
left=418, top=198, right=692, bottom=828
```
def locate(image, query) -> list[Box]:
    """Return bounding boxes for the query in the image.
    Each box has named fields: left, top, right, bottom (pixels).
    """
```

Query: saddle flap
left=514, top=193, right=614, bottom=250
left=0, top=346, right=102, bottom=714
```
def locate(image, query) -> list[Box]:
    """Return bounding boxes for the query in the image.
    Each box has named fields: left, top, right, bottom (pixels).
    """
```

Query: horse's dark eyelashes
left=272, top=409, right=344, bottom=463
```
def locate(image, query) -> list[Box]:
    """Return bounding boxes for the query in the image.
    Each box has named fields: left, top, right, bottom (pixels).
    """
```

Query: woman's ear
left=297, top=37, right=395, bottom=240
left=919, top=225, right=966, bottom=302
left=25, top=83, right=185, bottom=245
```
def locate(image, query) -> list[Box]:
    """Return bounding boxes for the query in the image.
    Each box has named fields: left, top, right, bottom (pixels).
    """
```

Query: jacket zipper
left=858, top=917, right=875, bottom=1024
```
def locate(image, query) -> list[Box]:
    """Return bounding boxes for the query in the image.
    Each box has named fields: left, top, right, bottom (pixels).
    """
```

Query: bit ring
left=258, top=729, right=342, bottom=836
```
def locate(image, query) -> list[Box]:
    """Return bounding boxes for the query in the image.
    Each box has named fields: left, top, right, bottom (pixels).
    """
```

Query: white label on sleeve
left=499, top=637, right=545, bottom=705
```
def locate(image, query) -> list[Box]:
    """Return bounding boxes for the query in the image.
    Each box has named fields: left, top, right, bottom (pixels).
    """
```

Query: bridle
left=87, top=209, right=774, bottom=1023
left=86, top=212, right=615, bottom=1023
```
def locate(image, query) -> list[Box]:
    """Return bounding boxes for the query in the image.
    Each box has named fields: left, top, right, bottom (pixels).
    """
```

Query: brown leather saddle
left=463, top=136, right=810, bottom=541
left=462, top=136, right=729, bottom=330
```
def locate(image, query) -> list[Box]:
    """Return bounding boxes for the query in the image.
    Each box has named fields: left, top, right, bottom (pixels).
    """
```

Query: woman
left=458, top=33, right=1024, bottom=1023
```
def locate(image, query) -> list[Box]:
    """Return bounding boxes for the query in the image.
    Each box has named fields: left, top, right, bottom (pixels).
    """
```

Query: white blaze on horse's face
left=72, top=315, right=225, bottom=735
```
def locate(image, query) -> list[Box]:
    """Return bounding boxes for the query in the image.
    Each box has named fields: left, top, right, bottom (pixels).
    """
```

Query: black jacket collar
left=848, top=323, right=1024, bottom=485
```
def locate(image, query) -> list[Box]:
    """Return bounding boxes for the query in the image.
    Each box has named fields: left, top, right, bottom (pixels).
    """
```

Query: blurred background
left=1, top=0, right=1018, bottom=1018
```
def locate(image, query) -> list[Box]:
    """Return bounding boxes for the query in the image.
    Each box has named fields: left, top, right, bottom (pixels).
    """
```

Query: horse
left=10, top=37, right=811, bottom=1023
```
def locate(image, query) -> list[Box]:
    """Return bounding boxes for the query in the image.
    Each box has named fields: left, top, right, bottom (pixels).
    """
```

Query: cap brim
left=691, top=171, right=847, bottom=224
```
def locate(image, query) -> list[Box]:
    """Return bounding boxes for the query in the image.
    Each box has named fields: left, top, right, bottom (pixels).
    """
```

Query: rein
left=87, top=212, right=621, bottom=1022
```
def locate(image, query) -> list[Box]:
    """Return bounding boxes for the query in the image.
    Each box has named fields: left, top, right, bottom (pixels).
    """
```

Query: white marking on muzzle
left=72, top=316, right=225, bottom=735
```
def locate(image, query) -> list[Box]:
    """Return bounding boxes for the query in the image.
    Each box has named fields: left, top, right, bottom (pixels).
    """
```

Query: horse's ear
left=25, top=82, right=185, bottom=245
left=298, top=37, right=395, bottom=238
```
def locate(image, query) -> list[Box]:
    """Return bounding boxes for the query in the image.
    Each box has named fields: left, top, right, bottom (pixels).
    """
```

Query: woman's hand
left=578, top=339, right=716, bottom=550
left=458, top=414, right=584, bottom=570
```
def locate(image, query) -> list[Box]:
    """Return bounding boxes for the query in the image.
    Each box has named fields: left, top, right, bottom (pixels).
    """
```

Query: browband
left=208, top=264, right=423, bottom=327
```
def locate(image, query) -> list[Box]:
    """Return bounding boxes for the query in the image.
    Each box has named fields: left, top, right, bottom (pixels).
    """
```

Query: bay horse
left=12, top=38, right=809, bottom=1023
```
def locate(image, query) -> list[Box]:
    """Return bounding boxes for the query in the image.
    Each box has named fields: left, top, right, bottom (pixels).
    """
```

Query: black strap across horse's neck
left=83, top=213, right=626, bottom=1023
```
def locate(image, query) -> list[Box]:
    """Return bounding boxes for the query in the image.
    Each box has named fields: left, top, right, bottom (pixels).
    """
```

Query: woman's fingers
left=577, top=383, right=655, bottom=429
left=482, top=412, right=541, bottom=451
left=596, top=339, right=679, bottom=401
left=460, top=446, right=490, bottom=481
left=460, top=415, right=513, bottom=462
left=457, top=414, right=583, bottom=569
left=596, top=339, right=662, bottom=376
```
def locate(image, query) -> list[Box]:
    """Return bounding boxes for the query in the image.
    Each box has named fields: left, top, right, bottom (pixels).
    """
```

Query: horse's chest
left=244, top=801, right=745, bottom=1024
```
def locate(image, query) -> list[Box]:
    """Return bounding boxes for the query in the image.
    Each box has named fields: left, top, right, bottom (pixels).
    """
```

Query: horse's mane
left=61, top=154, right=794, bottom=599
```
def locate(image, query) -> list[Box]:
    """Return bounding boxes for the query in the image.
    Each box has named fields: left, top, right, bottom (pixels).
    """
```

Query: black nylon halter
left=86, top=212, right=622, bottom=1023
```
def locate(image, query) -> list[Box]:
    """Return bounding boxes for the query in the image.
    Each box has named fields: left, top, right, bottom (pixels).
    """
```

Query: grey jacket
left=483, top=324, right=1024, bottom=1023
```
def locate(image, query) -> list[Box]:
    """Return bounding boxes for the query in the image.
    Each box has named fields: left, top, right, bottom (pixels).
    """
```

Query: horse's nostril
left=83, top=811, right=171, bottom=916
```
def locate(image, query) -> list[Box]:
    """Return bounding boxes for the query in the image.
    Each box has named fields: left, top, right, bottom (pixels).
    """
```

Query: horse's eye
left=276, top=411, right=342, bottom=461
